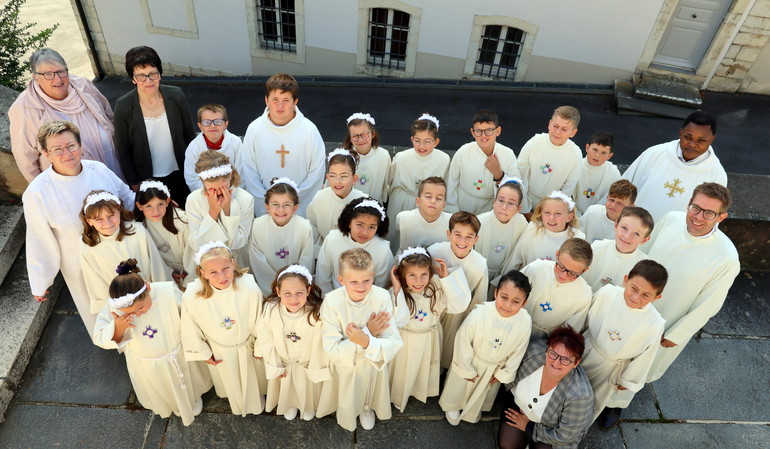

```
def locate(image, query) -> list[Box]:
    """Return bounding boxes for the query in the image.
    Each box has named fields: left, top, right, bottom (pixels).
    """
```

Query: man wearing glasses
left=620, top=111, right=727, bottom=221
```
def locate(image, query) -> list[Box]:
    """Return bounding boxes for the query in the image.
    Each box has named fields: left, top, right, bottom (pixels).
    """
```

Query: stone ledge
left=0, top=206, right=25, bottom=284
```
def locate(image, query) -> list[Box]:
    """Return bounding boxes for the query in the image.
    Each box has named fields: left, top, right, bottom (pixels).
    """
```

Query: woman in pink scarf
left=8, top=47, right=124, bottom=182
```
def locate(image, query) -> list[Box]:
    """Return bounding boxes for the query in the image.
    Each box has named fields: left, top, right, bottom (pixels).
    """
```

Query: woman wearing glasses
left=113, top=46, right=195, bottom=206
left=498, top=326, right=594, bottom=449
left=9, top=48, right=123, bottom=182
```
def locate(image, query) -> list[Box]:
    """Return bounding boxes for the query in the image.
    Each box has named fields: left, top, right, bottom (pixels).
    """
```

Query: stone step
left=614, top=79, right=696, bottom=119
left=0, top=250, right=64, bottom=422
left=0, top=205, right=25, bottom=286
left=633, top=72, right=703, bottom=108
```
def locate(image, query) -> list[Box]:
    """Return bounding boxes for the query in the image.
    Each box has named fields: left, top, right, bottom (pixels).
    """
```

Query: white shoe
left=193, top=397, right=203, bottom=416
left=284, top=407, right=299, bottom=421
left=302, top=410, right=315, bottom=421
left=445, top=410, right=461, bottom=426
left=359, top=410, right=375, bottom=430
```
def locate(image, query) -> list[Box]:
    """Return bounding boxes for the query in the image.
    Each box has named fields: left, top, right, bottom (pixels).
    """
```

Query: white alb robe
left=395, top=208, right=450, bottom=254
left=306, top=186, right=368, bottom=245
left=316, top=230, right=394, bottom=294
left=93, top=282, right=212, bottom=426
left=517, top=133, right=582, bottom=211
left=23, top=160, right=134, bottom=334
left=319, top=285, right=403, bottom=431
left=181, top=275, right=266, bottom=416
left=476, top=211, right=527, bottom=286
left=183, top=130, right=255, bottom=192
left=355, top=146, right=391, bottom=202
left=583, top=239, right=647, bottom=293
left=439, top=302, right=531, bottom=423
left=143, top=210, right=193, bottom=282
left=386, top=149, right=450, bottom=223
left=241, top=107, right=325, bottom=217
left=579, top=205, right=616, bottom=243
left=574, top=159, right=621, bottom=215
left=503, top=221, right=585, bottom=271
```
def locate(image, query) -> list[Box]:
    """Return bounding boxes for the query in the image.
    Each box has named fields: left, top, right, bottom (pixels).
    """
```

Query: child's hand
left=489, top=376, right=500, bottom=384
left=660, top=336, right=677, bottom=348
left=366, top=311, right=391, bottom=337
left=204, top=187, right=222, bottom=220
left=390, top=266, right=401, bottom=296
left=207, top=356, right=223, bottom=366
left=111, top=311, right=135, bottom=343
left=465, top=374, right=479, bottom=383
left=33, top=290, right=50, bottom=302
left=219, top=186, right=233, bottom=216
left=171, top=270, right=186, bottom=286
left=345, top=323, right=370, bottom=349
left=484, top=153, right=503, bottom=181
left=434, top=259, right=449, bottom=278
left=617, top=385, right=628, bottom=391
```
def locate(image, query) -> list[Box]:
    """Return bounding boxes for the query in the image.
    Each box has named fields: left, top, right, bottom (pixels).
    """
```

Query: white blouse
left=514, top=366, right=555, bottom=423
left=145, top=112, right=178, bottom=177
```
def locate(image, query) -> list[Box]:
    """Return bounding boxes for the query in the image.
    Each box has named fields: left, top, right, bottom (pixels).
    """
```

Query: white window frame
left=246, top=0, right=306, bottom=64
left=463, top=15, right=538, bottom=82
left=356, top=0, right=421, bottom=78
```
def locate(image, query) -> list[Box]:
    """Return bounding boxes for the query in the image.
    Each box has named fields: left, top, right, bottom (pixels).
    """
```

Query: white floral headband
left=198, top=164, right=232, bottom=181
left=278, top=264, right=313, bottom=284
left=547, top=191, right=576, bottom=212
left=417, top=113, right=439, bottom=128
left=347, top=112, right=375, bottom=126
left=398, top=246, right=429, bottom=264
left=354, top=199, right=386, bottom=221
left=327, top=148, right=354, bottom=162
left=499, top=175, right=524, bottom=188
left=194, top=241, right=231, bottom=266
left=270, top=177, right=299, bottom=191
left=108, top=284, right=147, bottom=309
left=84, top=191, right=120, bottom=213
left=139, top=180, right=170, bottom=197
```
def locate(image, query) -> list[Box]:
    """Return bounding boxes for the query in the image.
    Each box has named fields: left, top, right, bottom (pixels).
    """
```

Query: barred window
left=256, top=0, right=297, bottom=52
left=367, top=8, right=410, bottom=70
left=475, top=25, right=525, bottom=80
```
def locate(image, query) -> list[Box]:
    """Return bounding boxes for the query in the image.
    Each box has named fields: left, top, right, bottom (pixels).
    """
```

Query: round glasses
left=555, top=259, right=582, bottom=279
left=472, top=126, right=499, bottom=137
left=35, top=69, right=69, bottom=80
left=546, top=349, right=575, bottom=366
left=495, top=198, right=519, bottom=210
left=351, top=131, right=371, bottom=141
left=47, top=143, right=80, bottom=157
left=201, top=119, right=225, bottom=127
left=688, top=203, right=720, bottom=220
left=133, top=71, right=161, bottom=82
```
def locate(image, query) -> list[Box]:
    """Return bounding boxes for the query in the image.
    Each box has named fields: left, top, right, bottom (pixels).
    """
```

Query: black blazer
left=113, top=84, right=196, bottom=185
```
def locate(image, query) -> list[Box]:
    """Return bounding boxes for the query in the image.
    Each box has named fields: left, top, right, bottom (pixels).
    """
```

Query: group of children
left=81, top=73, right=679, bottom=438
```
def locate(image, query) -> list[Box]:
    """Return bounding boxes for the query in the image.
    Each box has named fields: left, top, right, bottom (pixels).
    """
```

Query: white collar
left=676, top=143, right=712, bottom=165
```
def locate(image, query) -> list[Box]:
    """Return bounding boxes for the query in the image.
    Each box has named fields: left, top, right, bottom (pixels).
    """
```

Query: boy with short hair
left=583, top=206, right=653, bottom=293
left=184, top=103, right=255, bottom=192
left=446, top=109, right=521, bottom=214
left=319, top=248, right=403, bottom=431
left=242, top=73, right=326, bottom=216
left=517, top=106, right=583, bottom=212
left=574, top=132, right=621, bottom=215
left=521, top=238, right=593, bottom=341
left=427, top=211, right=488, bottom=368
left=580, top=260, right=667, bottom=429
left=580, top=179, right=637, bottom=243
left=394, top=176, right=451, bottom=253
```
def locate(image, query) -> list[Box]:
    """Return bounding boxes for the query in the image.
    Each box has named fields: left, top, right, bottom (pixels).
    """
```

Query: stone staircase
left=0, top=205, right=64, bottom=421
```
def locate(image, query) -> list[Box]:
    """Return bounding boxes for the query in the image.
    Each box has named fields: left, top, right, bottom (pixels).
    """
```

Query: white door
left=652, top=0, right=732, bottom=71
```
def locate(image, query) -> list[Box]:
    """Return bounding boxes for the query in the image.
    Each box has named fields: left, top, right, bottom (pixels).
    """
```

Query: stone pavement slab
left=578, top=424, right=624, bottom=449
left=0, top=404, right=164, bottom=449
left=15, top=313, right=132, bottom=406
left=53, top=286, right=77, bottom=314
left=703, top=271, right=770, bottom=337
left=163, top=412, right=354, bottom=449
left=622, top=422, right=770, bottom=449
left=622, top=384, right=660, bottom=420
left=652, top=337, right=770, bottom=421
left=356, top=418, right=498, bottom=448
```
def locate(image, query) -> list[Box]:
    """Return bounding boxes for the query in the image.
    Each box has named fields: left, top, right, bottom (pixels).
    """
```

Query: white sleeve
left=23, top=196, right=61, bottom=296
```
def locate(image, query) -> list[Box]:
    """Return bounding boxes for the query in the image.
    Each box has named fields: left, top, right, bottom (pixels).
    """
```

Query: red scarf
left=204, top=134, right=224, bottom=150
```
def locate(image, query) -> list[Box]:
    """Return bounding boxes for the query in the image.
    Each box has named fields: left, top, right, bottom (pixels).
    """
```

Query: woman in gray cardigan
left=498, top=327, right=594, bottom=449
left=113, top=46, right=195, bottom=206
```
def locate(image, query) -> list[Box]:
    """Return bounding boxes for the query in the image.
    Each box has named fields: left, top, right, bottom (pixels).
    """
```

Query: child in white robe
left=386, top=113, right=450, bottom=227
left=446, top=109, right=522, bottom=214
left=256, top=264, right=331, bottom=421
left=440, top=270, right=532, bottom=425
left=249, top=178, right=314, bottom=297
left=580, top=261, right=666, bottom=426
left=93, top=259, right=212, bottom=426
left=319, top=248, right=403, bottom=431
left=394, top=176, right=451, bottom=254
left=427, top=211, right=489, bottom=369
left=521, top=238, right=593, bottom=341
left=476, top=177, right=527, bottom=287
left=316, top=197, right=394, bottom=294
left=307, top=148, right=367, bottom=246
left=503, top=191, right=584, bottom=272
left=185, top=151, right=255, bottom=277
left=134, top=180, right=193, bottom=287
left=580, top=179, right=636, bottom=243
left=342, top=112, right=390, bottom=202
left=181, top=242, right=266, bottom=416
left=517, top=106, right=582, bottom=212
left=79, top=190, right=170, bottom=314
left=574, top=132, right=620, bottom=215
left=388, top=247, right=471, bottom=412
left=583, top=207, right=652, bottom=293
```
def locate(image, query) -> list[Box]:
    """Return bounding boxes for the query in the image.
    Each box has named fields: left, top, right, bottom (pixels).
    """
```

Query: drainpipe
left=71, top=0, right=105, bottom=79
left=702, top=0, right=757, bottom=90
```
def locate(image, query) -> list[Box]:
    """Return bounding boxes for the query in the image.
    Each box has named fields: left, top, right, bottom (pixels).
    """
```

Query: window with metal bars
left=367, top=8, right=410, bottom=70
left=475, top=25, right=525, bottom=80
left=256, top=0, right=297, bottom=52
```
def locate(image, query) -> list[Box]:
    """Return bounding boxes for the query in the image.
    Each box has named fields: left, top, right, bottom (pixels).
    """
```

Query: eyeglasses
left=35, top=69, right=69, bottom=80
left=200, top=119, right=225, bottom=127
left=472, top=126, right=499, bottom=137
left=555, top=259, right=582, bottom=279
left=495, top=198, right=519, bottom=210
left=268, top=202, right=295, bottom=210
left=546, top=349, right=575, bottom=366
left=327, top=174, right=352, bottom=183
left=132, top=71, right=160, bottom=82
left=351, top=131, right=371, bottom=141
left=688, top=203, right=720, bottom=220
left=47, top=142, right=80, bottom=157
left=412, top=138, right=435, bottom=146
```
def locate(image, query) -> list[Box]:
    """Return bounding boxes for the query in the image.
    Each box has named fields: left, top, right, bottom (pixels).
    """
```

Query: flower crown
left=327, top=148, right=354, bottom=162
left=83, top=191, right=120, bottom=213
left=108, top=284, right=147, bottom=309
left=547, top=191, right=576, bottom=212
left=270, top=177, right=299, bottom=191
left=398, top=246, right=429, bottom=264
left=354, top=199, right=386, bottom=221
left=139, top=180, right=170, bottom=197
left=278, top=264, right=313, bottom=284
left=347, top=112, right=375, bottom=126
left=198, top=164, right=232, bottom=181
left=194, top=241, right=231, bottom=266
left=417, top=113, right=439, bottom=128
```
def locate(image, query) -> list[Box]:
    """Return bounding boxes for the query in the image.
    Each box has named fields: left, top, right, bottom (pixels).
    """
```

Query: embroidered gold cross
left=276, top=145, right=290, bottom=168
left=663, top=178, right=685, bottom=197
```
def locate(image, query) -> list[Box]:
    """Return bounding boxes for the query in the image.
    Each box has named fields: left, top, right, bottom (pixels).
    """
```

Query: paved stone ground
left=0, top=271, right=768, bottom=448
